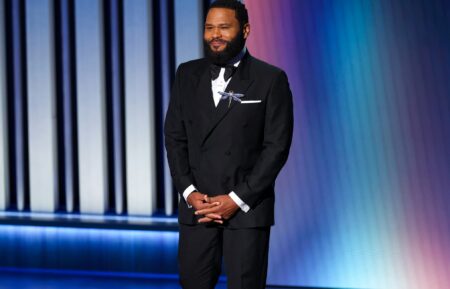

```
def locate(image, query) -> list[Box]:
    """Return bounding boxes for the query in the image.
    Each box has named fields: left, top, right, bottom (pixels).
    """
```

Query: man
left=164, top=1, right=293, bottom=288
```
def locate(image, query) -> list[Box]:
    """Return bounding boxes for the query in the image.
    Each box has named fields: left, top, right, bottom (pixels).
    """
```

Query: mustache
left=208, top=38, right=228, bottom=44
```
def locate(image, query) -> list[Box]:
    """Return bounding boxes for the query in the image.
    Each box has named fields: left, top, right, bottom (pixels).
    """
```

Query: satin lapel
left=201, top=54, right=254, bottom=145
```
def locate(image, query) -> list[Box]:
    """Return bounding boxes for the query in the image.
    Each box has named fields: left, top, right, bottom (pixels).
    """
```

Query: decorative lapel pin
left=218, top=91, right=245, bottom=108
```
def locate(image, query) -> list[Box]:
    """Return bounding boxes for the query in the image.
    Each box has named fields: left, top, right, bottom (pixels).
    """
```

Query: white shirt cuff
left=229, top=191, right=250, bottom=213
left=183, top=184, right=197, bottom=208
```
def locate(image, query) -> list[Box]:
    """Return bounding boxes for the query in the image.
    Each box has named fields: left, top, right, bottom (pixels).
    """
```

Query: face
left=204, top=8, right=250, bottom=65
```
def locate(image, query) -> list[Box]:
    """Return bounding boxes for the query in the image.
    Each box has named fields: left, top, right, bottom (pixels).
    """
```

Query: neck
left=227, top=47, right=247, bottom=65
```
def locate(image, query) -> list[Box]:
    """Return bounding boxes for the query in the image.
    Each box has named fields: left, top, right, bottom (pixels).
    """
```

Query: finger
left=205, top=213, right=222, bottom=220
left=213, top=220, right=224, bottom=224
left=195, top=201, right=220, bottom=210
left=204, top=194, right=209, bottom=203
left=195, top=205, right=222, bottom=216
left=202, top=201, right=220, bottom=208
left=198, top=217, right=213, bottom=223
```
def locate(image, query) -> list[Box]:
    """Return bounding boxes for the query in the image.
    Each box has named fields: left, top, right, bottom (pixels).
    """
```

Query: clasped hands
left=187, top=192, right=239, bottom=224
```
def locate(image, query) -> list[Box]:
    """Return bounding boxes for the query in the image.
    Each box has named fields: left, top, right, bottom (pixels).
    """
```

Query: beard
left=203, top=30, right=246, bottom=66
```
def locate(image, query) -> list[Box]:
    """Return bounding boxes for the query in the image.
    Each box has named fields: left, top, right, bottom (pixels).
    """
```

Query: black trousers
left=178, top=224, right=271, bottom=289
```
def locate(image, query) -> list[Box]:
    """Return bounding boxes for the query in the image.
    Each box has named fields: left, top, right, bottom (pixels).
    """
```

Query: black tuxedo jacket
left=164, top=52, right=293, bottom=228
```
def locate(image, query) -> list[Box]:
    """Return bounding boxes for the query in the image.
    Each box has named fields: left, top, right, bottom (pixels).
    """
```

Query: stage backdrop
left=245, top=0, right=450, bottom=288
left=0, top=0, right=449, bottom=289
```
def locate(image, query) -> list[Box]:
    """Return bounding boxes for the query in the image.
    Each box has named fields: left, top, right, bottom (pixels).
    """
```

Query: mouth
left=209, top=39, right=227, bottom=50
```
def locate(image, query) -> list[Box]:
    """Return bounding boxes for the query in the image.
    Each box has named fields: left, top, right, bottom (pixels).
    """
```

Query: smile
left=210, top=40, right=226, bottom=47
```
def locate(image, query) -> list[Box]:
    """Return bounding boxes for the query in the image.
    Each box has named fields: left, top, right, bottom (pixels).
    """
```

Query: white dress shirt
left=182, top=50, right=250, bottom=213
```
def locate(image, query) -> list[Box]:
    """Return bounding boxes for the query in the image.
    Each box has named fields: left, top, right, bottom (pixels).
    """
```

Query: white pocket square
left=240, top=100, right=262, bottom=104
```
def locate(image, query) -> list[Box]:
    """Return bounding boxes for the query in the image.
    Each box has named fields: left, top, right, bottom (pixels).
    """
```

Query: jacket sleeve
left=164, top=64, right=194, bottom=195
left=233, top=70, right=294, bottom=208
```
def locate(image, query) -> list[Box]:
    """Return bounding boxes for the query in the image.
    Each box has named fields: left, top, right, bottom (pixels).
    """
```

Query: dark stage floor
left=0, top=271, right=303, bottom=289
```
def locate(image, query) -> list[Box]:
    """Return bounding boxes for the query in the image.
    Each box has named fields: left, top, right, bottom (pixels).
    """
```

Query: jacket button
left=225, top=151, right=231, bottom=156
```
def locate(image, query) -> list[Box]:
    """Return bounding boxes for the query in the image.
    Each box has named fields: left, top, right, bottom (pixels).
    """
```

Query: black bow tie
left=210, top=64, right=237, bottom=82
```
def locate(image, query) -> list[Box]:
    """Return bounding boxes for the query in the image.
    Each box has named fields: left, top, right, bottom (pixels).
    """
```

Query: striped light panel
left=0, top=0, right=204, bottom=216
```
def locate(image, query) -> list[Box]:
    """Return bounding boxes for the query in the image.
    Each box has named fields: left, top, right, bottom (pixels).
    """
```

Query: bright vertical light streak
left=26, top=0, right=58, bottom=212
left=75, top=0, right=108, bottom=213
left=174, top=0, right=203, bottom=67
left=123, top=0, right=157, bottom=215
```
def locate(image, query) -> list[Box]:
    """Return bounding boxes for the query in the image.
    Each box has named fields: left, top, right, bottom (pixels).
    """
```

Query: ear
left=243, top=23, right=250, bottom=39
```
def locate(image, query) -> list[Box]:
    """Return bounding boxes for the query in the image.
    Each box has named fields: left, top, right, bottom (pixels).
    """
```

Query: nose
left=211, top=27, right=221, bottom=38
